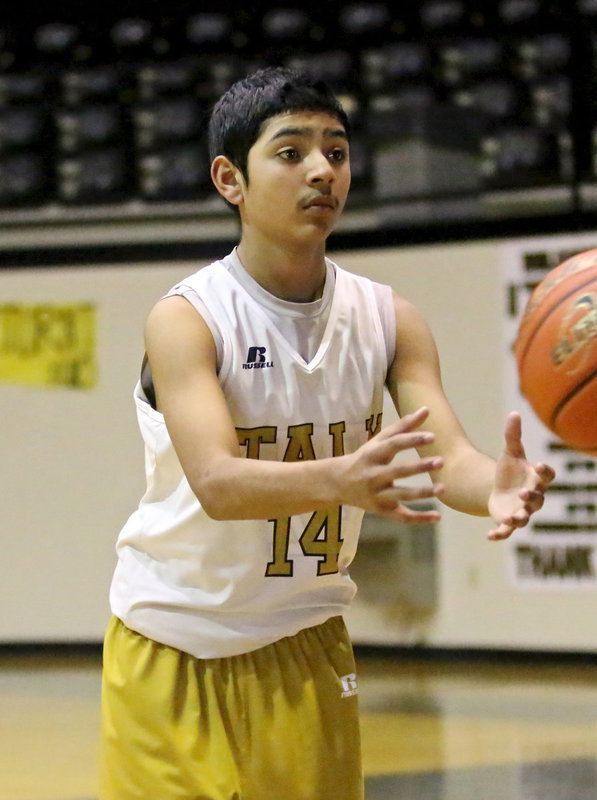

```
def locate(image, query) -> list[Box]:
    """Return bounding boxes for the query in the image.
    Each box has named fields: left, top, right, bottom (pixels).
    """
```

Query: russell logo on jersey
left=242, top=346, right=274, bottom=370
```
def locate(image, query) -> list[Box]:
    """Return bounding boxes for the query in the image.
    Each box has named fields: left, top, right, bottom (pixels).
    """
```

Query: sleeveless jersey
left=109, top=253, right=394, bottom=658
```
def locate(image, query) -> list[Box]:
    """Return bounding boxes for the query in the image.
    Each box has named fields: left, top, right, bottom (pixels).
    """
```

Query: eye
left=328, top=147, right=347, bottom=163
left=278, top=148, right=301, bottom=161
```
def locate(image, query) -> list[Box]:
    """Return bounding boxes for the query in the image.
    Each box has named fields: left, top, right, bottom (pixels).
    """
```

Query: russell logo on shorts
left=340, top=673, right=358, bottom=698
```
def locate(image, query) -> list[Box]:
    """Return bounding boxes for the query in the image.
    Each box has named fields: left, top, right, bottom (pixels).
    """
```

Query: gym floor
left=2, top=646, right=597, bottom=800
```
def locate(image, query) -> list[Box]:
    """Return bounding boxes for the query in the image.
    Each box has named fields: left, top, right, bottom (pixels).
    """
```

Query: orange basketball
left=514, top=248, right=597, bottom=455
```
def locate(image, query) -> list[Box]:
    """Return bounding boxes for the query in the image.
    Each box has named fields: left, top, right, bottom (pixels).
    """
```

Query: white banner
left=501, top=234, right=597, bottom=590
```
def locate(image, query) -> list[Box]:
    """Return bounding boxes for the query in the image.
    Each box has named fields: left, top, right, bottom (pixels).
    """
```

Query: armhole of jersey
left=371, top=281, right=396, bottom=370
left=166, top=285, right=225, bottom=375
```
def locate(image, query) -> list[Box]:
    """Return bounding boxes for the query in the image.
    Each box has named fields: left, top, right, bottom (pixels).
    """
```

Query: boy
left=100, top=67, right=554, bottom=800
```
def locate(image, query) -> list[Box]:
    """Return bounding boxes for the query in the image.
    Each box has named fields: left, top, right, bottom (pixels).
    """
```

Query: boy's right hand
left=338, top=406, right=444, bottom=522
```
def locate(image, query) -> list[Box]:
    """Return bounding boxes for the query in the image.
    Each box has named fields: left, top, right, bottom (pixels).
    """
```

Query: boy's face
left=236, top=110, right=351, bottom=245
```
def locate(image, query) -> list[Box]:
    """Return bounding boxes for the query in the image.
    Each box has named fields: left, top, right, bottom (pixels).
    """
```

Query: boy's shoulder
left=326, top=258, right=392, bottom=294
left=169, top=253, right=235, bottom=295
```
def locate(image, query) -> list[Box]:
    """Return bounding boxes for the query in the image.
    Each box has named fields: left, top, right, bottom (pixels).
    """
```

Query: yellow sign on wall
left=0, top=303, right=97, bottom=389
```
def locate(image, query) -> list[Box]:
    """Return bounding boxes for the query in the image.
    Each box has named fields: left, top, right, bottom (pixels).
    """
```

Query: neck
left=236, top=237, right=328, bottom=303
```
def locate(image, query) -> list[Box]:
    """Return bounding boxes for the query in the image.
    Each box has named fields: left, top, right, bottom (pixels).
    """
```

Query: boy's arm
left=385, top=293, right=555, bottom=540
left=145, top=295, right=445, bottom=522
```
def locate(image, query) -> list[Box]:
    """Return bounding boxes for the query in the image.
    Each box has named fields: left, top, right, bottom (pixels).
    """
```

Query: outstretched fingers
left=371, top=436, right=444, bottom=517
left=345, top=407, right=446, bottom=519
left=379, top=481, right=444, bottom=505
left=518, top=486, right=545, bottom=513
left=503, top=411, right=526, bottom=459
left=488, top=471, right=554, bottom=541
left=374, top=431, right=435, bottom=464
left=374, top=466, right=444, bottom=521
left=533, top=461, right=557, bottom=489
left=373, top=411, right=438, bottom=464
left=391, top=455, right=444, bottom=480
left=487, top=522, right=517, bottom=541
left=375, top=407, right=431, bottom=440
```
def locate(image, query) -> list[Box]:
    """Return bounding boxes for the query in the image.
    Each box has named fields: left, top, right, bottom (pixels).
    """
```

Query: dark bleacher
left=1, top=0, right=596, bottom=241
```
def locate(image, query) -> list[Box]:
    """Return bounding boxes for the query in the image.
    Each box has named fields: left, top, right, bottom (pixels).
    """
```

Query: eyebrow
left=268, top=126, right=348, bottom=143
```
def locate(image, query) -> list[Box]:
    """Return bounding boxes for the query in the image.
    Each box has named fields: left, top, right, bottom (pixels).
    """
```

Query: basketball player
left=100, top=67, right=555, bottom=800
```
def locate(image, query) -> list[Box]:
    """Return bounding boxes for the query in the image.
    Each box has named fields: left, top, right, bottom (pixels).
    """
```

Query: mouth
left=303, top=195, right=338, bottom=211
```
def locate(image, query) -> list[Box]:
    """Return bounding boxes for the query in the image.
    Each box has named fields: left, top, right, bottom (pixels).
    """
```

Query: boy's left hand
left=487, top=412, right=556, bottom=541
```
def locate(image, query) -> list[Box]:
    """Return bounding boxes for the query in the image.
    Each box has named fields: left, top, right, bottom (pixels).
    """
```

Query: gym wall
left=1, top=228, right=595, bottom=652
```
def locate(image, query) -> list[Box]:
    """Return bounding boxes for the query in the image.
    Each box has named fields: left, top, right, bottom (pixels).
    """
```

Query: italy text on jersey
left=236, top=415, right=383, bottom=460
left=235, top=414, right=384, bottom=579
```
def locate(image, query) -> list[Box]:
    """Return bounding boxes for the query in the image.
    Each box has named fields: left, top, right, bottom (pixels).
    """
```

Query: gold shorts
left=99, top=615, right=363, bottom=800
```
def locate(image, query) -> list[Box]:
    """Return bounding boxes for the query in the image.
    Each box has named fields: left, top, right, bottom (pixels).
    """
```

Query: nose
left=306, top=150, right=335, bottom=186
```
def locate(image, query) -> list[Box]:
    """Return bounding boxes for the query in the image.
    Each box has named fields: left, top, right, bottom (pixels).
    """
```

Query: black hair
left=208, top=66, right=350, bottom=183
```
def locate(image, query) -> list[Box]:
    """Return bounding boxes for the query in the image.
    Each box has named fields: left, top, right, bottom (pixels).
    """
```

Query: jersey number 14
left=265, top=507, right=343, bottom=577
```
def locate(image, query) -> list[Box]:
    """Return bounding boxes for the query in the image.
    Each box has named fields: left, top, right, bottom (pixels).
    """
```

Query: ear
left=210, top=155, right=245, bottom=206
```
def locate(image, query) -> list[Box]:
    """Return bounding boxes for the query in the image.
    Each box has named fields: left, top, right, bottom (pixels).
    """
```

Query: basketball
left=514, top=248, right=597, bottom=454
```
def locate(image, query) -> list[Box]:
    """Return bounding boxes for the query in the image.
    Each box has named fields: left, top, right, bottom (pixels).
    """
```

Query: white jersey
left=110, top=252, right=394, bottom=658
